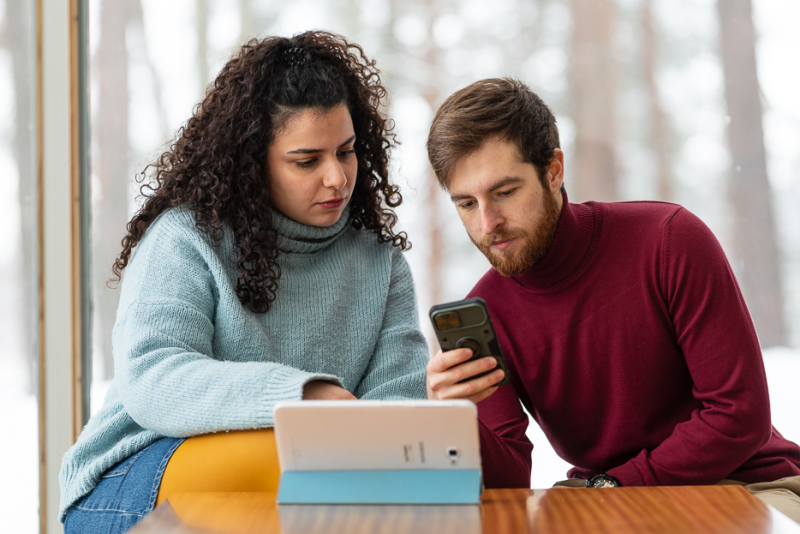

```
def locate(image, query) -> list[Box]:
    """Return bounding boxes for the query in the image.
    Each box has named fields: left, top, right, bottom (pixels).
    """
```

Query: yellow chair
left=156, top=428, right=281, bottom=506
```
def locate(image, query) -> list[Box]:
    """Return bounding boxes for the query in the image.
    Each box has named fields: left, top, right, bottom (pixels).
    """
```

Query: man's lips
left=491, top=238, right=514, bottom=251
left=318, top=197, right=345, bottom=209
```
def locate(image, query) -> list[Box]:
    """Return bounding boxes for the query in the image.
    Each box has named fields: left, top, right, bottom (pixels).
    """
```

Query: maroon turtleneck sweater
left=470, top=195, right=800, bottom=488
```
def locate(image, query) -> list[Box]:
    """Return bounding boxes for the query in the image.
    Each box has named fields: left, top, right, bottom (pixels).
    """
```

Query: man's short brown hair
left=427, top=78, right=560, bottom=190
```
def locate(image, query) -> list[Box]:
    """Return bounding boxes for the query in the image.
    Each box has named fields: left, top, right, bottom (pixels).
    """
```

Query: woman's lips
left=318, top=197, right=345, bottom=209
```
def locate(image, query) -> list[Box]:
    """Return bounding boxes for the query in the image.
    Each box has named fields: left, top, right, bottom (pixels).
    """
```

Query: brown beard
left=471, top=190, right=561, bottom=277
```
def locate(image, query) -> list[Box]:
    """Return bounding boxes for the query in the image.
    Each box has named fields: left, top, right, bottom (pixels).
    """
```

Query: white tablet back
left=273, top=400, right=480, bottom=472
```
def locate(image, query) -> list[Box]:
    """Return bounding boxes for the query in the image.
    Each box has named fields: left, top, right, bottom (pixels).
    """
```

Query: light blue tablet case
left=277, top=469, right=482, bottom=504
left=274, top=400, right=483, bottom=504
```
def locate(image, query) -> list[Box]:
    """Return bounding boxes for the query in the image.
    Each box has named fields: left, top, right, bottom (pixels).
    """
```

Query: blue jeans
left=63, top=437, right=184, bottom=534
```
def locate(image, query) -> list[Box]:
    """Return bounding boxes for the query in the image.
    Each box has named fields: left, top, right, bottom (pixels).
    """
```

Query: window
left=0, top=1, right=39, bottom=531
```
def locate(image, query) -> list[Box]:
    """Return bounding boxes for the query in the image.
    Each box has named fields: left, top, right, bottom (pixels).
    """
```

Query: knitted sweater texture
left=58, top=207, right=428, bottom=519
left=471, top=195, right=800, bottom=488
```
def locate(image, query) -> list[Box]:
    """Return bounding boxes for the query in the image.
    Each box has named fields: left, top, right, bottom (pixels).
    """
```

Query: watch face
left=589, top=475, right=619, bottom=488
left=594, top=478, right=616, bottom=488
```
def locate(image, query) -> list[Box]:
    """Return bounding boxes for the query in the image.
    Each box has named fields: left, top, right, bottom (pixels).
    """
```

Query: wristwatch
left=586, top=474, right=620, bottom=488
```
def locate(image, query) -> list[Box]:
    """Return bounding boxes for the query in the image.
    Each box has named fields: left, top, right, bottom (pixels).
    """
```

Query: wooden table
left=130, top=486, right=800, bottom=534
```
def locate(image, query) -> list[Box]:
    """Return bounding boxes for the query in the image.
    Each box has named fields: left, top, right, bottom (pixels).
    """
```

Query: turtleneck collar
left=272, top=205, right=352, bottom=254
left=512, top=191, right=603, bottom=293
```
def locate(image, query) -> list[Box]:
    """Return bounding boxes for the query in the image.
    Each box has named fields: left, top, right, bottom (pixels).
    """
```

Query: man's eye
left=497, top=188, right=516, bottom=197
left=457, top=201, right=475, bottom=210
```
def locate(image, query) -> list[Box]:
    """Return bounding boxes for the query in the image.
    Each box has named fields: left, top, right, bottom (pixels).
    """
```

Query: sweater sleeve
left=113, top=215, right=341, bottom=437
left=353, top=248, right=428, bottom=400
left=476, top=382, right=534, bottom=488
left=607, top=208, right=772, bottom=486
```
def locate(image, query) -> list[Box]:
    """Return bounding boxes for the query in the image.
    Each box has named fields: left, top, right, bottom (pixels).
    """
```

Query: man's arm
left=606, top=207, right=772, bottom=486
left=476, top=382, right=534, bottom=488
left=427, top=348, right=532, bottom=487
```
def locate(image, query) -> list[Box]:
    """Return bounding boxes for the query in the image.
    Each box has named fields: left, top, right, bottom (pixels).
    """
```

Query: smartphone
left=429, top=297, right=509, bottom=387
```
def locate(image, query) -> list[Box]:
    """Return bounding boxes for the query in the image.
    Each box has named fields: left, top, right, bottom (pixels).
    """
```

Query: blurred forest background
left=78, top=0, right=800, bottom=385
left=1, top=0, right=799, bottom=531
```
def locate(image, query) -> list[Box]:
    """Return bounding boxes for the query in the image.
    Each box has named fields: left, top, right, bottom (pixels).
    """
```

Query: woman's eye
left=339, top=149, right=355, bottom=158
left=295, top=159, right=315, bottom=169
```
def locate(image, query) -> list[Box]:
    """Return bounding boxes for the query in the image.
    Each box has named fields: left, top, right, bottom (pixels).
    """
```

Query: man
left=424, top=78, right=800, bottom=520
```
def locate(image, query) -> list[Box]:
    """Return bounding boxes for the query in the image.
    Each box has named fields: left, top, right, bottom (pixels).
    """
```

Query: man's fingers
left=433, top=368, right=505, bottom=401
left=429, top=355, right=497, bottom=390
left=426, top=349, right=504, bottom=403
left=427, top=347, right=477, bottom=374
left=452, top=368, right=504, bottom=397
left=454, top=356, right=497, bottom=382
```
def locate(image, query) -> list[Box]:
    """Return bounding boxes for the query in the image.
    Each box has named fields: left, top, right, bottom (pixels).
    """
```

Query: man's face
left=448, top=136, right=564, bottom=277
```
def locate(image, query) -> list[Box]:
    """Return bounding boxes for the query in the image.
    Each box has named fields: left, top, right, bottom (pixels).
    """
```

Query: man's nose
left=479, top=204, right=504, bottom=236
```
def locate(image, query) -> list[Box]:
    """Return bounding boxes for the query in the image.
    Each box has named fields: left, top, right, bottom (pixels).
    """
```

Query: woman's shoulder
left=139, top=208, right=221, bottom=252
left=343, top=225, right=404, bottom=259
left=128, top=208, right=229, bottom=277
left=340, top=226, right=413, bottom=281
left=145, top=208, right=201, bottom=238
left=120, top=208, right=230, bottom=311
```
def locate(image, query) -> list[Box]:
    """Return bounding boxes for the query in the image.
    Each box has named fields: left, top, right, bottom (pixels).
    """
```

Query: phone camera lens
left=435, top=312, right=461, bottom=330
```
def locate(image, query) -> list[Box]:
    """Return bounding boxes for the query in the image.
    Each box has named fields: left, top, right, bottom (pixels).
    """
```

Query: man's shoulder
left=588, top=200, right=712, bottom=244
left=596, top=199, right=684, bottom=224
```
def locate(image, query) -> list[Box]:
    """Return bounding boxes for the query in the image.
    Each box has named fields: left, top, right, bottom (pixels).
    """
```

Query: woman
left=60, top=31, right=428, bottom=533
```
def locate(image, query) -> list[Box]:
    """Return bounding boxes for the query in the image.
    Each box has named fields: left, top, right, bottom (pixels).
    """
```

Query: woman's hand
left=302, top=380, right=357, bottom=400
left=427, top=348, right=505, bottom=403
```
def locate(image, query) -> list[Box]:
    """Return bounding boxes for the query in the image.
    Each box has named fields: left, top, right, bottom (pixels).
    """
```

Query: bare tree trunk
left=384, top=0, right=443, bottom=352
left=569, top=0, right=617, bottom=202
left=421, top=0, right=444, bottom=312
left=130, top=0, right=170, bottom=143
left=716, top=0, right=786, bottom=347
left=94, top=0, right=131, bottom=379
left=641, top=0, right=672, bottom=202
left=197, top=0, right=210, bottom=91
left=238, top=0, right=257, bottom=44
left=3, top=0, right=37, bottom=394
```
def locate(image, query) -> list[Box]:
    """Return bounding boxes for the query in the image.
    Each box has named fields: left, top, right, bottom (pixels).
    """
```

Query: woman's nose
left=323, top=160, right=348, bottom=189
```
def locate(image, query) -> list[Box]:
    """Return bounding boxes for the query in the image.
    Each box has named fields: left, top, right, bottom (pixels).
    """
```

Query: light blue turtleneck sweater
left=58, top=207, right=429, bottom=519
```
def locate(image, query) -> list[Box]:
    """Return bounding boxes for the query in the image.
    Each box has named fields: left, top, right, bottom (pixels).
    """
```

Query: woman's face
left=267, top=104, right=358, bottom=227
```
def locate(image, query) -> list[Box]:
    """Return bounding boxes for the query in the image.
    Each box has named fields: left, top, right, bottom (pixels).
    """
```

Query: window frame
left=36, top=0, right=90, bottom=532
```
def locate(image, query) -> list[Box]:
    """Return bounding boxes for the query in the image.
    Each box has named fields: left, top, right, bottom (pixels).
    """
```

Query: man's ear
left=546, top=149, right=565, bottom=194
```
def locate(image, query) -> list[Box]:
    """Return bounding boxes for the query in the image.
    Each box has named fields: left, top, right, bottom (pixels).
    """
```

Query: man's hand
left=302, top=380, right=357, bottom=400
left=427, top=348, right=505, bottom=403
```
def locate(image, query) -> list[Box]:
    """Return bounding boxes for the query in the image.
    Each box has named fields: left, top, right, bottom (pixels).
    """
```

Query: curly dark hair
left=112, top=31, right=409, bottom=313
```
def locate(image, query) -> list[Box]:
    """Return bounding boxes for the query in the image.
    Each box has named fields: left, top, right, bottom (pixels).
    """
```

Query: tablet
left=274, top=399, right=482, bottom=504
